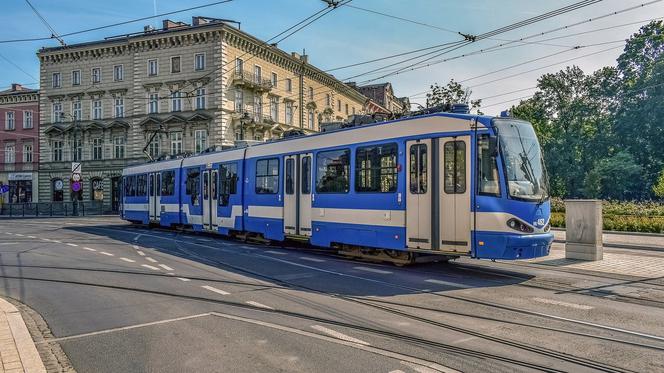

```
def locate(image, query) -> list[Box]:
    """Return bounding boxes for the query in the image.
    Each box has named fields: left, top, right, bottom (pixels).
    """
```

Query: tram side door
left=284, top=153, right=313, bottom=236
left=439, top=136, right=471, bottom=253
left=148, top=172, right=160, bottom=221
left=202, top=168, right=218, bottom=231
left=406, top=140, right=432, bottom=250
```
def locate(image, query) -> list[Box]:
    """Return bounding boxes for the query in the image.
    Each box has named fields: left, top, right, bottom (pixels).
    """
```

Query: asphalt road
left=1, top=217, right=663, bottom=373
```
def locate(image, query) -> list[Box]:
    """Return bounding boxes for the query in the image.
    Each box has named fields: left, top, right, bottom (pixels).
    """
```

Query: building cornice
left=0, top=92, right=39, bottom=105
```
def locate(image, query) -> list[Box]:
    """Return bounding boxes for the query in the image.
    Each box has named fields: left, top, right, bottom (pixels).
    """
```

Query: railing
left=232, top=71, right=273, bottom=91
left=0, top=201, right=117, bottom=217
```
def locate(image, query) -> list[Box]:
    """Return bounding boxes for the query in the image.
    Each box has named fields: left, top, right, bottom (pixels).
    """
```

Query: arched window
left=91, top=178, right=104, bottom=201
left=52, top=178, right=64, bottom=202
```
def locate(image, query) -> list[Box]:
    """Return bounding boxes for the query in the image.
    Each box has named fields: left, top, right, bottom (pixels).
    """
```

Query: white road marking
left=265, top=250, right=287, bottom=255
left=82, top=247, right=96, bottom=252
left=401, top=361, right=445, bottom=373
left=141, top=264, right=160, bottom=271
left=52, top=240, right=61, bottom=243
left=27, top=235, right=36, bottom=239
left=133, top=235, right=140, bottom=241
left=146, top=257, right=157, bottom=263
left=532, top=297, right=594, bottom=310
left=311, top=325, right=370, bottom=345
left=197, top=238, right=211, bottom=242
left=299, top=257, right=325, bottom=263
left=242, top=246, right=257, bottom=250
left=4, top=232, right=12, bottom=235
left=0, top=242, right=19, bottom=245
left=389, top=370, right=406, bottom=373
left=120, top=258, right=136, bottom=263
left=176, top=277, right=191, bottom=282
left=246, top=301, right=274, bottom=310
left=14, top=233, right=24, bottom=237
left=201, top=285, right=230, bottom=295
left=66, top=243, right=78, bottom=247
left=99, top=252, right=114, bottom=256
left=158, top=264, right=174, bottom=271
left=424, top=279, right=472, bottom=289
left=354, top=266, right=392, bottom=275
left=137, top=251, right=146, bottom=256
left=132, top=245, right=140, bottom=250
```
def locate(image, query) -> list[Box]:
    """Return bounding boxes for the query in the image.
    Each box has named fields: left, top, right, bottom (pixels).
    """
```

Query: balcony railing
left=232, top=71, right=273, bottom=91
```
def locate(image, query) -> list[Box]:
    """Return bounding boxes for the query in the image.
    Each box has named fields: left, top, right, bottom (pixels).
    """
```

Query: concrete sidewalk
left=552, top=229, right=664, bottom=251
left=0, top=298, right=46, bottom=373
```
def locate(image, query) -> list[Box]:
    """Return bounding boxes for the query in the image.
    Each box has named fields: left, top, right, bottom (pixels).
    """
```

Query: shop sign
left=8, top=173, right=32, bottom=181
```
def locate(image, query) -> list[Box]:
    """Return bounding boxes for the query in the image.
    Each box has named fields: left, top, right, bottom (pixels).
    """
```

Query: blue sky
left=1, top=0, right=662, bottom=114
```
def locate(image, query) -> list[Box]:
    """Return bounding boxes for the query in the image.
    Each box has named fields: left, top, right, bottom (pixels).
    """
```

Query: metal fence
left=0, top=201, right=118, bottom=217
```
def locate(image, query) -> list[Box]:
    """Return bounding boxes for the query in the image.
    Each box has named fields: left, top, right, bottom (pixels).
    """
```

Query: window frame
left=218, top=162, right=238, bottom=206
left=23, top=110, right=33, bottom=129
left=477, top=134, right=501, bottom=197
left=255, top=158, right=279, bottom=195
left=5, top=111, right=15, bottom=130
left=443, top=140, right=467, bottom=194
left=161, top=170, right=176, bottom=196
left=194, top=53, right=206, bottom=71
left=170, top=56, right=181, bottom=74
left=113, top=64, right=124, bottom=81
left=147, top=58, right=159, bottom=76
left=52, top=72, right=61, bottom=88
left=92, top=99, right=102, bottom=120
left=302, top=155, right=312, bottom=194
left=354, top=142, right=398, bottom=194
left=148, top=93, right=159, bottom=114
left=409, top=143, right=428, bottom=195
left=91, top=67, right=101, bottom=84
left=316, top=148, right=351, bottom=194
left=22, top=143, right=33, bottom=163
left=72, top=70, right=81, bottom=86
left=285, top=158, right=295, bottom=195
left=195, top=87, right=206, bottom=110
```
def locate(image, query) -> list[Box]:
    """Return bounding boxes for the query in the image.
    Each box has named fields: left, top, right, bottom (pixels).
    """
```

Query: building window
left=72, top=100, right=82, bottom=121
left=355, top=143, right=398, bottom=193
left=113, top=65, right=123, bottom=81
left=52, top=72, right=61, bottom=88
left=255, top=158, right=279, bottom=194
left=71, top=137, right=82, bottom=161
left=285, top=101, right=293, bottom=124
left=309, top=86, right=314, bottom=100
left=253, top=95, right=262, bottom=120
left=286, top=78, right=292, bottom=92
left=234, top=88, right=243, bottom=112
left=113, top=136, right=125, bottom=159
left=254, top=134, right=263, bottom=141
left=271, top=72, right=277, bottom=87
left=195, top=88, right=206, bottom=110
left=52, top=140, right=63, bottom=161
left=149, top=93, right=159, bottom=114
left=115, top=98, right=124, bottom=118
left=92, top=138, right=103, bottom=160
left=92, top=100, right=102, bottom=120
left=52, top=178, right=64, bottom=201
left=316, top=148, right=350, bottom=193
left=270, top=96, right=278, bottom=121
left=92, top=67, right=101, bottom=83
left=326, top=94, right=331, bottom=107
left=308, top=110, right=314, bottom=129
left=5, top=112, right=15, bottom=130
left=72, top=70, right=81, bottom=86
left=195, top=53, right=205, bottom=70
left=337, top=99, right=341, bottom=111
left=345, top=103, right=349, bottom=115
left=171, top=91, right=182, bottom=112
left=352, top=107, right=356, bottom=115
left=148, top=59, right=158, bottom=76
left=148, top=135, right=160, bottom=159
left=170, top=56, right=181, bottom=73
left=23, top=111, right=33, bottom=129
left=23, top=143, right=33, bottom=163
left=254, top=65, right=261, bottom=83
left=235, top=58, right=243, bottom=73
left=170, top=132, right=182, bottom=155
left=91, top=178, right=104, bottom=201
left=194, top=129, right=207, bottom=153
left=4, top=144, right=15, bottom=164
left=52, top=102, right=63, bottom=123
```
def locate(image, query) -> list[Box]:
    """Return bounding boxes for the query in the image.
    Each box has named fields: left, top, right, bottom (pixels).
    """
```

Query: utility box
left=565, top=199, right=603, bottom=261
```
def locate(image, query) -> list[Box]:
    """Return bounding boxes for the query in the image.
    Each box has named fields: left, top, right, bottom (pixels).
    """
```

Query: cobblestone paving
left=0, top=311, right=24, bottom=373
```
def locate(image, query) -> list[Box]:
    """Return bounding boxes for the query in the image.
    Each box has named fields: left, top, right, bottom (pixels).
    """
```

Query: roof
left=0, top=84, right=38, bottom=96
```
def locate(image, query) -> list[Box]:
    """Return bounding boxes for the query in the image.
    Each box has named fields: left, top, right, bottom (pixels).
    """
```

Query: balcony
left=231, top=71, right=273, bottom=92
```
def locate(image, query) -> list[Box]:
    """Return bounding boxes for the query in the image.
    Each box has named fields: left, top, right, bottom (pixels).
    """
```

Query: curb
left=0, top=297, right=47, bottom=373
left=553, top=239, right=664, bottom=252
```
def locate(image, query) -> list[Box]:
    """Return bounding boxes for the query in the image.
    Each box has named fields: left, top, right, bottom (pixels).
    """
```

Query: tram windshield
left=493, top=119, right=549, bottom=202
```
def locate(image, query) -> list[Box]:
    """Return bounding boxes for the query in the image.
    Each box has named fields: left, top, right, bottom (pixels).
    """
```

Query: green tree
left=653, top=170, right=664, bottom=198
left=584, top=151, right=643, bottom=200
left=426, top=79, right=481, bottom=112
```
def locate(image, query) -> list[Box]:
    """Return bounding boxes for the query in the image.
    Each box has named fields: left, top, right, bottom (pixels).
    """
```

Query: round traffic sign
left=54, top=180, right=63, bottom=191
left=71, top=181, right=81, bottom=192
left=72, top=173, right=81, bottom=182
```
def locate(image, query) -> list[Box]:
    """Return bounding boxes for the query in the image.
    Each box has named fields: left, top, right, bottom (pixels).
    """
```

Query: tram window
left=443, top=141, right=466, bottom=194
left=316, top=148, right=350, bottom=193
left=477, top=136, right=500, bottom=196
left=186, top=168, right=201, bottom=205
left=149, top=174, right=155, bottom=197
left=161, top=170, right=175, bottom=196
left=137, top=174, right=147, bottom=196
left=302, top=156, right=311, bottom=194
left=355, top=143, right=397, bottom=193
left=409, top=144, right=427, bottom=194
left=285, top=158, right=295, bottom=195
left=203, top=172, right=209, bottom=200
left=256, top=158, right=279, bottom=194
left=219, top=162, right=238, bottom=206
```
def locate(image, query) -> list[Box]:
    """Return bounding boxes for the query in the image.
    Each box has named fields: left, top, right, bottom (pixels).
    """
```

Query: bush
left=547, top=201, right=664, bottom=233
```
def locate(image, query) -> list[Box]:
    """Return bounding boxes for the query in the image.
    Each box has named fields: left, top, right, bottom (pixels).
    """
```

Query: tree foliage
left=426, top=79, right=481, bottom=112
left=508, top=21, right=664, bottom=200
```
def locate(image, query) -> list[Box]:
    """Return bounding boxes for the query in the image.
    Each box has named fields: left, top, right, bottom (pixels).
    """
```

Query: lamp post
left=61, top=112, right=81, bottom=215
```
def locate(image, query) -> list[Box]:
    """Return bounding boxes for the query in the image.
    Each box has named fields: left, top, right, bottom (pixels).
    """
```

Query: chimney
left=162, top=19, right=189, bottom=30
left=291, top=52, right=301, bottom=60
left=11, top=83, right=22, bottom=91
left=143, top=25, right=155, bottom=33
left=301, top=54, right=309, bottom=64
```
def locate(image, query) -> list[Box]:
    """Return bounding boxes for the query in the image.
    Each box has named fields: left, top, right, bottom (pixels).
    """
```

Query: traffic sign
left=0, top=185, right=9, bottom=194
left=71, top=181, right=81, bottom=192
left=72, top=173, right=81, bottom=182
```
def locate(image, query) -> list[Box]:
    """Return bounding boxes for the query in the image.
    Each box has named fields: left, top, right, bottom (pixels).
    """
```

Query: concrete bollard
left=565, top=199, right=603, bottom=261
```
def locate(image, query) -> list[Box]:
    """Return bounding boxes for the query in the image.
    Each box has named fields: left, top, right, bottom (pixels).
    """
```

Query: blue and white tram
left=121, top=112, right=553, bottom=261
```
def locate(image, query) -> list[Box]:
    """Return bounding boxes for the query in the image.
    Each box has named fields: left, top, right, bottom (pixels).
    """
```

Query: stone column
left=565, top=199, right=603, bottom=261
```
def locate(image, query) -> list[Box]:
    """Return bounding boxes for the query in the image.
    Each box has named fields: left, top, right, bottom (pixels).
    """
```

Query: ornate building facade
left=0, top=84, right=40, bottom=204
left=37, top=17, right=367, bottom=211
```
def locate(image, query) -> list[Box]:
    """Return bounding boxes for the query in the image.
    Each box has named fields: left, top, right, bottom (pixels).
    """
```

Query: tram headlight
left=506, top=218, right=534, bottom=233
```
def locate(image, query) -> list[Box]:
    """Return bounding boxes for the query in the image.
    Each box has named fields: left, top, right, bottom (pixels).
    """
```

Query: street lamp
left=60, top=111, right=81, bottom=215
